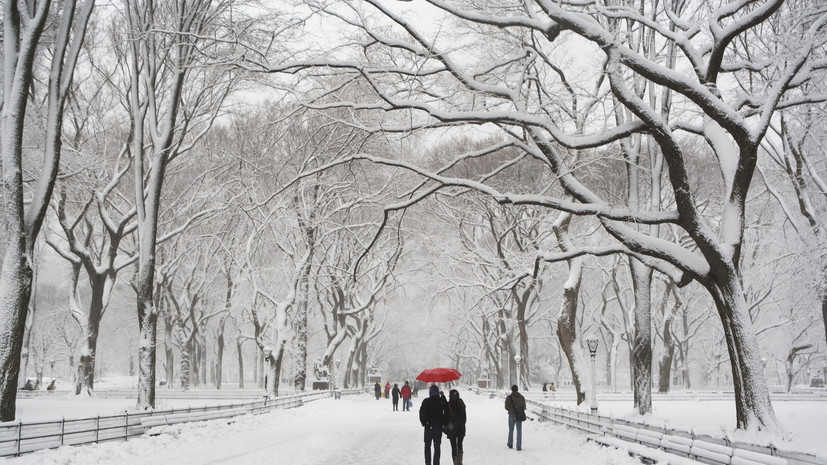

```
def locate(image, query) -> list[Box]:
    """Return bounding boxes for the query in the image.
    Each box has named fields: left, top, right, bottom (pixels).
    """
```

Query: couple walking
left=391, top=381, right=413, bottom=411
left=419, top=385, right=466, bottom=465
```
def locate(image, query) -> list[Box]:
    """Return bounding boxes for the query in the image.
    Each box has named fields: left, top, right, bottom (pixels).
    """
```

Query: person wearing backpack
left=504, top=385, right=526, bottom=451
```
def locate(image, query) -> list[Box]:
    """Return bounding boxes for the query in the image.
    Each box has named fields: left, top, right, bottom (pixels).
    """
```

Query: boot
left=452, top=457, right=457, bottom=465
left=457, top=452, right=463, bottom=465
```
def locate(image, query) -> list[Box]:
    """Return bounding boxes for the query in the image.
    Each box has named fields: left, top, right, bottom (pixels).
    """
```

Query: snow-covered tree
left=0, top=0, right=94, bottom=421
left=256, top=0, right=827, bottom=431
left=121, top=0, right=239, bottom=409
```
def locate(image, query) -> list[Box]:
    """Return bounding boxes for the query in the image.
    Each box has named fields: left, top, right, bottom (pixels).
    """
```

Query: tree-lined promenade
left=1, top=0, right=825, bottom=438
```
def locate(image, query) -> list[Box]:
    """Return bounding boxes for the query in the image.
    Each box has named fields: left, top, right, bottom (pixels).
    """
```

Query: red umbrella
left=416, top=368, right=462, bottom=383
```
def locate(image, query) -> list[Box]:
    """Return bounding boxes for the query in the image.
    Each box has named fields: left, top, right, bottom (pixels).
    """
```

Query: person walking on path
left=401, top=381, right=412, bottom=411
left=505, top=385, right=526, bottom=451
left=374, top=382, right=382, bottom=400
left=420, top=385, right=448, bottom=465
left=385, top=382, right=391, bottom=399
left=392, top=383, right=401, bottom=411
left=445, top=389, right=467, bottom=465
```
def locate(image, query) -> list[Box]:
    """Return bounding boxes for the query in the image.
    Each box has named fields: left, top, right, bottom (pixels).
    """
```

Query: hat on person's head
left=429, top=385, right=439, bottom=397
left=511, top=385, right=519, bottom=392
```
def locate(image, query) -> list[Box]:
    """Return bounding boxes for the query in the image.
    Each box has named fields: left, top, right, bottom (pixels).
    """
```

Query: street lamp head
left=586, top=338, right=599, bottom=355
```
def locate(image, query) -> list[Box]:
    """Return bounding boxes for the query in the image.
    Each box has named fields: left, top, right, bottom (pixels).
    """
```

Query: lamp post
left=586, top=338, right=599, bottom=414
left=514, top=354, right=522, bottom=388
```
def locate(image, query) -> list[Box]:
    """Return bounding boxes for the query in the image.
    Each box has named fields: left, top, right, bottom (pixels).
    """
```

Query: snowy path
left=4, top=390, right=643, bottom=465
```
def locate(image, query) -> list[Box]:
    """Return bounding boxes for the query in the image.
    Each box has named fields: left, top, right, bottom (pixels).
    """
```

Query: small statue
left=313, top=358, right=329, bottom=380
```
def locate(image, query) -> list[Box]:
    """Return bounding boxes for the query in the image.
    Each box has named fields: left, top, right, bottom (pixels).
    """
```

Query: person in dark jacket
left=445, top=389, right=467, bottom=465
left=374, top=382, right=382, bottom=400
left=505, top=384, right=526, bottom=451
left=392, top=383, right=401, bottom=411
left=419, top=385, right=448, bottom=465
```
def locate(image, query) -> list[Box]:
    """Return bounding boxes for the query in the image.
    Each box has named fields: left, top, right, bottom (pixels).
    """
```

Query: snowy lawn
left=3, top=390, right=646, bottom=465
left=589, top=399, right=827, bottom=457
left=10, top=396, right=227, bottom=422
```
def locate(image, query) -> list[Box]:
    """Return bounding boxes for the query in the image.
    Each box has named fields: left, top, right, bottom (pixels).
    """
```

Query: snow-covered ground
left=593, top=399, right=827, bottom=457
left=3, top=387, right=825, bottom=464
left=4, top=390, right=647, bottom=465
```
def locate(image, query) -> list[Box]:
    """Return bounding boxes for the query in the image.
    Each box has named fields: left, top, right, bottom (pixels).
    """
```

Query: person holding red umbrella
left=419, top=385, right=448, bottom=465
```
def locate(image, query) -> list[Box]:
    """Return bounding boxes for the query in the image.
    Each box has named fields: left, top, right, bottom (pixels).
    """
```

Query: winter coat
left=419, top=394, right=448, bottom=429
left=445, top=397, right=467, bottom=438
left=505, top=391, right=526, bottom=415
left=401, top=385, right=412, bottom=399
left=374, top=383, right=382, bottom=395
left=392, top=386, right=400, bottom=400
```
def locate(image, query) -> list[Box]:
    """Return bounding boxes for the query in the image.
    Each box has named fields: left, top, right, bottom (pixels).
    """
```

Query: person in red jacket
left=385, top=382, right=391, bottom=399
left=401, top=381, right=413, bottom=411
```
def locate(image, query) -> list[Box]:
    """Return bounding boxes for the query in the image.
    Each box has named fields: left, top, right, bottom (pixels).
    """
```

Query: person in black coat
left=445, top=389, right=467, bottom=465
left=374, top=382, right=382, bottom=400
left=392, top=383, right=400, bottom=411
left=419, top=385, right=448, bottom=465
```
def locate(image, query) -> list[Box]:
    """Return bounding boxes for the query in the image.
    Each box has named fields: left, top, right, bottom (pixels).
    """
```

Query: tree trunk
left=263, top=342, right=285, bottom=397
left=822, top=289, right=827, bottom=353
left=75, top=275, right=106, bottom=395
left=0, top=250, right=34, bottom=420
left=631, top=259, right=653, bottom=414
left=164, top=318, right=174, bottom=387
left=658, top=316, right=675, bottom=393
left=557, top=262, right=586, bottom=405
left=20, top=267, right=38, bottom=388
left=179, top=343, right=191, bottom=390
left=0, top=2, right=40, bottom=421
left=606, top=333, right=620, bottom=392
left=135, top=248, right=159, bottom=409
left=706, top=276, right=778, bottom=431
left=784, top=353, right=794, bottom=393
left=216, top=332, right=224, bottom=389
left=516, top=290, right=531, bottom=390
left=358, top=344, right=368, bottom=388
left=201, top=342, right=207, bottom=386
left=294, top=264, right=310, bottom=392
left=237, top=340, right=244, bottom=389
left=343, top=342, right=356, bottom=389
left=136, top=297, right=158, bottom=409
